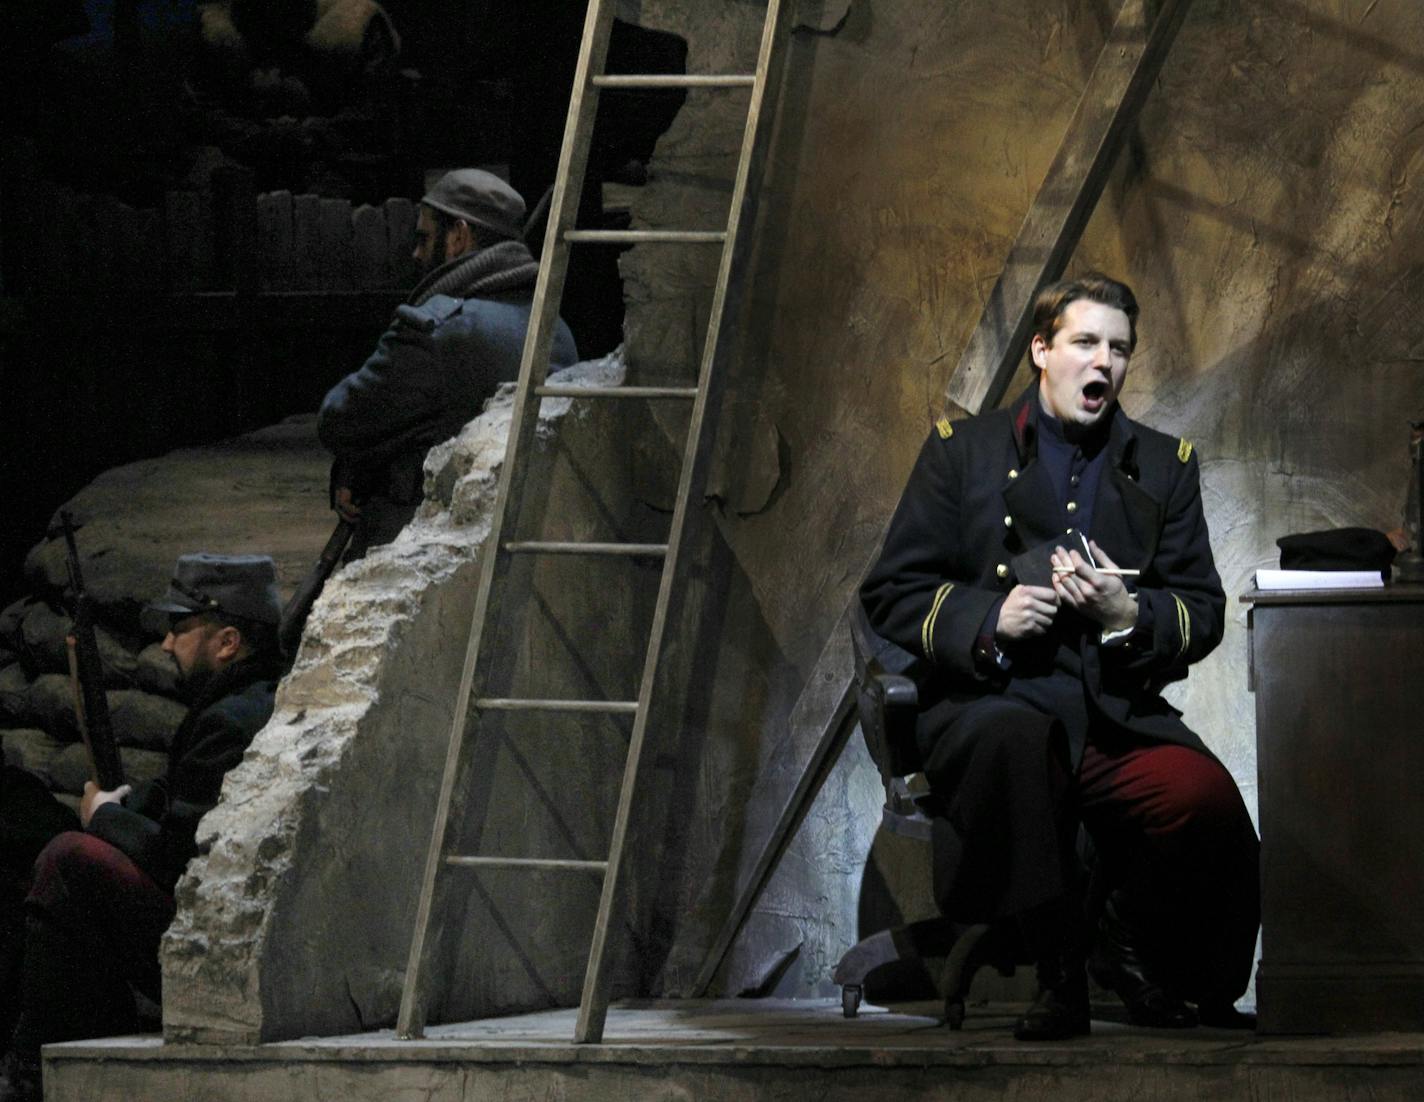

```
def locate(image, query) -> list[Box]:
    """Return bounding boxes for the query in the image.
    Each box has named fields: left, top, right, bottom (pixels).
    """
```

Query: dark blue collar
left=1033, top=399, right=1112, bottom=457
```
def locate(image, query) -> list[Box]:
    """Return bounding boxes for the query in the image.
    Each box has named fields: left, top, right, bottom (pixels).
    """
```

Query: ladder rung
left=504, top=541, right=668, bottom=557
left=592, top=74, right=755, bottom=89
left=535, top=385, right=699, bottom=401
left=445, top=856, right=609, bottom=873
left=474, top=698, right=640, bottom=714
left=564, top=230, right=726, bottom=245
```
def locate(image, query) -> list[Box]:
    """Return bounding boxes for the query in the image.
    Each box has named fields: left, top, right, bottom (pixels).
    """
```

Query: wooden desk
left=1244, top=585, right=1424, bottom=1033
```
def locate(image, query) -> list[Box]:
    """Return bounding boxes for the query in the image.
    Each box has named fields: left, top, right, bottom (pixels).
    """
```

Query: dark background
left=0, top=0, right=687, bottom=605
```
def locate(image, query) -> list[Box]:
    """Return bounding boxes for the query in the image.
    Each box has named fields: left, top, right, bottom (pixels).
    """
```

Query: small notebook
left=1011, top=529, right=1086, bottom=587
left=1254, top=568, right=1385, bottom=591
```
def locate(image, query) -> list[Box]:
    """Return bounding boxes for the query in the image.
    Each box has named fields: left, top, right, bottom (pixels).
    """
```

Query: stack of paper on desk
left=1254, top=568, right=1385, bottom=590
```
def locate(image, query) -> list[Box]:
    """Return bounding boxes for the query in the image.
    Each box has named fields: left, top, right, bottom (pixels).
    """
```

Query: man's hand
left=334, top=486, right=363, bottom=522
left=995, top=584, right=1060, bottom=642
left=80, top=782, right=132, bottom=829
left=1051, top=540, right=1137, bottom=631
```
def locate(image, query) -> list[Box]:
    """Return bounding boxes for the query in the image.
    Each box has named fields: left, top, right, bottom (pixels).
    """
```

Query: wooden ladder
left=398, top=0, right=790, bottom=1046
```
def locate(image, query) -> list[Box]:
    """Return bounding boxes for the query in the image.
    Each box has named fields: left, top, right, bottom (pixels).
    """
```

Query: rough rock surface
left=162, top=352, right=653, bottom=1042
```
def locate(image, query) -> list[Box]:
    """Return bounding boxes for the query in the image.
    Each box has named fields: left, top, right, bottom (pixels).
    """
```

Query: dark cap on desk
left=1277, top=527, right=1397, bottom=573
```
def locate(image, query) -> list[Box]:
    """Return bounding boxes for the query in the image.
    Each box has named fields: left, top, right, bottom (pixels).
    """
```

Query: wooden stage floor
left=45, top=997, right=1424, bottom=1101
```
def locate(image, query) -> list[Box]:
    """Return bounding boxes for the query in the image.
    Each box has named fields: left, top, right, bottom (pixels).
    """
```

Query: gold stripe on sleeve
left=1172, top=593, right=1191, bottom=659
left=921, top=583, right=954, bottom=661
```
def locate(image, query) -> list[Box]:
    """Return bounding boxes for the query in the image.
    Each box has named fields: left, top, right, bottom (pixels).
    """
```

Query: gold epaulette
left=1177, top=438, right=1194, bottom=463
left=935, top=416, right=954, bottom=440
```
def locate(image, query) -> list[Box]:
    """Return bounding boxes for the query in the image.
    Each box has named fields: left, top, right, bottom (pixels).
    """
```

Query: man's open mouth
left=1082, top=380, right=1110, bottom=403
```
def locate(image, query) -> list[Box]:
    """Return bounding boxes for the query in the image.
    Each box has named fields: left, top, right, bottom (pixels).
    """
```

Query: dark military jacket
left=862, top=383, right=1225, bottom=760
left=317, top=290, right=579, bottom=507
left=88, top=654, right=280, bottom=892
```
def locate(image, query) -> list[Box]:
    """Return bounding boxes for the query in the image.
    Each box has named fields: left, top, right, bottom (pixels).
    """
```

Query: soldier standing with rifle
left=0, top=551, right=283, bottom=1102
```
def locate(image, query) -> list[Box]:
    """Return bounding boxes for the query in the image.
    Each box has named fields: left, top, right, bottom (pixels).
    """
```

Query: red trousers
left=9, top=831, right=175, bottom=1057
left=920, top=697, right=1260, bottom=1004
left=1077, top=738, right=1259, bottom=1003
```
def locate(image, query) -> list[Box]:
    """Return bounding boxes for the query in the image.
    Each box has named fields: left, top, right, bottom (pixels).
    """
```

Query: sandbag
left=50, top=742, right=168, bottom=796
left=19, top=602, right=140, bottom=685
left=0, top=664, right=31, bottom=727
left=0, top=599, right=33, bottom=655
left=2, top=728, right=69, bottom=788
left=26, top=675, right=79, bottom=740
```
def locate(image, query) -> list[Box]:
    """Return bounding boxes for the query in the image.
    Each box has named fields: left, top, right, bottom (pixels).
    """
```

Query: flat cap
left=143, top=553, right=283, bottom=634
left=421, top=169, right=525, bottom=242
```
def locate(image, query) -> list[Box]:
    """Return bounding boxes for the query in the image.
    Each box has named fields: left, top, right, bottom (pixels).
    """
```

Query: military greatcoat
left=862, top=382, right=1225, bottom=770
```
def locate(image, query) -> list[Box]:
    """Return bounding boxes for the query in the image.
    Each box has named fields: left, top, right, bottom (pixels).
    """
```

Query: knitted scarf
left=408, top=240, right=540, bottom=306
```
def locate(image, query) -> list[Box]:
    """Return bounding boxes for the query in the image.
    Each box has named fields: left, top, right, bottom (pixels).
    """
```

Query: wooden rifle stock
left=278, top=519, right=356, bottom=658
left=60, top=512, right=125, bottom=790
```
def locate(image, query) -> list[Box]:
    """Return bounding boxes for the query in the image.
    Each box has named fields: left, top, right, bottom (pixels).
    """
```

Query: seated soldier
left=317, top=168, right=579, bottom=558
left=861, top=273, right=1260, bottom=1039
left=0, top=554, right=283, bottom=1101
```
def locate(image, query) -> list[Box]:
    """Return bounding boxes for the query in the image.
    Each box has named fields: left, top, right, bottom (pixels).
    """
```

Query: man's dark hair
left=196, top=610, right=280, bottom=663
left=1031, top=272, right=1139, bottom=353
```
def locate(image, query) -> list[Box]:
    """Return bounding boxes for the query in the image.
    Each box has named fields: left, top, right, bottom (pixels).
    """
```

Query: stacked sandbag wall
left=1, top=415, right=336, bottom=808
left=0, top=596, right=185, bottom=807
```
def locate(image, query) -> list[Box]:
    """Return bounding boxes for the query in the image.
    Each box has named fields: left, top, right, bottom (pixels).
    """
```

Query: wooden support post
left=212, top=167, right=259, bottom=296
left=211, top=166, right=259, bottom=428
left=318, top=198, right=355, bottom=291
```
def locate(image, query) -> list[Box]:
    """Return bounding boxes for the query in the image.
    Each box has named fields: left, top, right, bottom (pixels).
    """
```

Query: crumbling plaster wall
left=160, top=355, right=673, bottom=1042
left=625, top=0, right=1424, bottom=998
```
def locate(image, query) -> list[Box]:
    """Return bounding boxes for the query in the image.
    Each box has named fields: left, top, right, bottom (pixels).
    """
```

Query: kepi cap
left=421, top=169, right=525, bottom=242
left=1277, top=527, right=1397, bottom=573
left=142, top=553, right=282, bottom=635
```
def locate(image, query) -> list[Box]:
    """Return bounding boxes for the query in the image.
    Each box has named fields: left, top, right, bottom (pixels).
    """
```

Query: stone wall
left=158, top=353, right=672, bottom=1042
left=619, top=0, right=1424, bottom=1000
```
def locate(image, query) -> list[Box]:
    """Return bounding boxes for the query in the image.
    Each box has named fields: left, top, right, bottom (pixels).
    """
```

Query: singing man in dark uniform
left=861, top=273, right=1259, bottom=1040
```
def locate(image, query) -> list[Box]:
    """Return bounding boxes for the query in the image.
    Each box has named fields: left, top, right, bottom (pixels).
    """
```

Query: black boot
left=1014, top=954, right=1090, bottom=1041
left=1088, top=895, right=1196, bottom=1028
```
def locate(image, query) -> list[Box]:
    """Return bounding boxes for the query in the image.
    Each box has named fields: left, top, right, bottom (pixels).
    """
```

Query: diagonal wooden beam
left=946, top=0, right=1193, bottom=415
left=690, top=0, right=1195, bottom=994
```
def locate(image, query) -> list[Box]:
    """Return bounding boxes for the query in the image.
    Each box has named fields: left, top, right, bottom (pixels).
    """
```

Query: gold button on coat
left=1008, top=469, right=1019, bottom=479
left=1066, top=501, right=1078, bottom=514
left=1004, top=515, right=1013, bottom=527
left=996, top=563, right=1009, bottom=579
